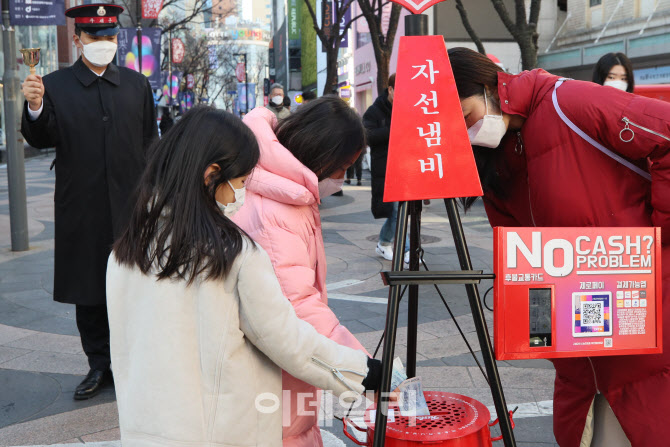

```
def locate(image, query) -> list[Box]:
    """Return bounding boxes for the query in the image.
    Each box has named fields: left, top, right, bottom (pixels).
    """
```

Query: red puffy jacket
left=483, top=69, right=670, bottom=447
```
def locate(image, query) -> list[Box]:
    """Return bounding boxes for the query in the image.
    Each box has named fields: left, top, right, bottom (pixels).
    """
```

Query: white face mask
left=80, top=40, right=118, bottom=67
left=271, top=95, right=283, bottom=106
left=604, top=80, right=628, bottom=92
left=318, top=177, right=344, bottom=198
left=217, top=181, right=246, bottom=217
left=467, top=90, right=508, bottom=148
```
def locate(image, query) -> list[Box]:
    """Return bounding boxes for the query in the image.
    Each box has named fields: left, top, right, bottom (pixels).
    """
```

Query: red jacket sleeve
left=556, top=81, right=670, bottom=245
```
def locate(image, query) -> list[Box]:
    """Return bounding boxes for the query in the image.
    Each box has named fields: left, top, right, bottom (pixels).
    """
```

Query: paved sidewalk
left=0, top=156, right=558, bottom=446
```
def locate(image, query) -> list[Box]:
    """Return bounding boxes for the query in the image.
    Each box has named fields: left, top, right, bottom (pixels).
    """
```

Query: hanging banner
left=117, top=28, right=162, bottom=89
left=494, top=227, right=663, bottom=360
left=288, top=0, right=300, bottom=40
left=142, top=0, right=164, bottom=19
left=9, top=0, right=65, bottom=26
left=236, top=83, right=256, bottom=113
left=162, top=71, right=183, bottom=106
left=186, top=73, right=195, bottom=90
left=236, top=63, right=246, bottom=83
left=172, top=38, right=185, bottom=64
left=335, top=0, right=350, bottom=48
left=179, top=91, right=195, bottom=112
left=384, top=35, right=483, bottom=201
left=321, top=0, right=332, bottom=52
left=208, top=46, right=219, bottom=69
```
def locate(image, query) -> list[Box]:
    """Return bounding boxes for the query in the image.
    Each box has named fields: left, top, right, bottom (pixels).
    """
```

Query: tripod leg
left=443, top=198, right=517, bottom=447
left=373, top=201, right=409, bottom=447
left=407, top=200, right=422, bottom=378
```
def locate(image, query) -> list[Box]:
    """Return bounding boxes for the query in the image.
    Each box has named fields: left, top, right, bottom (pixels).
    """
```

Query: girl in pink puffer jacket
left=233, top=97, right=370, bottom=447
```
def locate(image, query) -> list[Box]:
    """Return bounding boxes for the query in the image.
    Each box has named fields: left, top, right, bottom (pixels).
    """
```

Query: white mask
left=271, top=95, right=283, bottom=106
left=81, top=40, right=118, bottom=67
left=217, top=181, right=246, bottom=217
left=467, top=90, right=508, bottom=148
left=318, top=177, right=344, bottom=198
left=604, top=80, right=628, bottom=92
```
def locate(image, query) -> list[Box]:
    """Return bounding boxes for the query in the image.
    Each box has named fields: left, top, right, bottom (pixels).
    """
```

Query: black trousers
left=76, top=304, right=111, bottom=371
left=346, top=152, right=363, bottom=181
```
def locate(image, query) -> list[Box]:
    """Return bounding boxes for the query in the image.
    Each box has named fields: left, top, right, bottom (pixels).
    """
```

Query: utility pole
left=136, top=0, right=142, bottom=73
left=2, top=0, right=29, bottom=251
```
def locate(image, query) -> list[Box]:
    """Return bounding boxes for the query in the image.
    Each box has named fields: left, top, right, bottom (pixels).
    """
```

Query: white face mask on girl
left=467, top=90, right=508, bottom=148
left=318, top=177, right=344, bottom=198
left=80, top=40, right=118, bottom=67
left=603, top=80, right=628, bottom=91
left=217, top=181, right=246, bottom=217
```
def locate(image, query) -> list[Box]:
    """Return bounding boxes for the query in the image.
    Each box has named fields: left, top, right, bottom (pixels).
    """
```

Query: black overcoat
left=362, top=90, right=394, bottom=219
left=21, top=58, right=157, bottom=306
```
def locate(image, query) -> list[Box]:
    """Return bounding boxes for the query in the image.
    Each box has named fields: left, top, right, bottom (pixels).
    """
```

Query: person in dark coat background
left=21, top=3, right=158, bottom=400
left=363, top=74, right=408, bottom=263
left=159, top=109, right=174, bottom=136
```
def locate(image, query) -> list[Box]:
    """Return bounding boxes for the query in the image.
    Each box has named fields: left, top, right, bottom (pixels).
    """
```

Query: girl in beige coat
left=106, top=107, right=382, bottom=447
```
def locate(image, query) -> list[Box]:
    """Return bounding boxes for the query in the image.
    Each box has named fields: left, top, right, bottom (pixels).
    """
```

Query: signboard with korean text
left=494, top=227, right=663, bottom=360
left=10, top=0, right=65, bottom=25
left=383, top=36, right=482, bottom=202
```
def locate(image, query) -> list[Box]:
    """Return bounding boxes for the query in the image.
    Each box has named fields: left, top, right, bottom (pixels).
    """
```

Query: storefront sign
left=288, top=0, right=300, bottom=40
left=9, top=0, right=65, bottom=25
left=635, top=65, right=670, bottom=85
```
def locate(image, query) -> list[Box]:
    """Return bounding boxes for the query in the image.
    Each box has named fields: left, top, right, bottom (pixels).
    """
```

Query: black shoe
left=332, top=190, right=344, bottom=196
left=357, top=180, right=362, bottom=186
left=74, top=369, right=109, bottom=400
left=344, top=179, right=351, bottom=184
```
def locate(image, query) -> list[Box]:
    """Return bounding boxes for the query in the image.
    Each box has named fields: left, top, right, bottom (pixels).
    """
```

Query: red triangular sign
left=383, top=36, right=483, bottom=202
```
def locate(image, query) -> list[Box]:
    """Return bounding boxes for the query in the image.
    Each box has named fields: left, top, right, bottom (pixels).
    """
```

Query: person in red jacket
left=448, top=47, right=670, bottom=447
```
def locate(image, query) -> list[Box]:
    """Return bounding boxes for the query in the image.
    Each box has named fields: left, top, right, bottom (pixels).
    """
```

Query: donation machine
left=494, top=227, right=662, bottom=360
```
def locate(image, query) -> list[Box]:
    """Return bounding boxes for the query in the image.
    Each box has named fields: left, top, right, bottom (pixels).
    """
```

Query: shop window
left=590, top=0, right=602, bottom=6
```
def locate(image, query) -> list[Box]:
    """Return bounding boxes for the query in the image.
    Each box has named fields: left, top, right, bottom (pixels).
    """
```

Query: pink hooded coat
left=233, top=107, right=369, bottom=447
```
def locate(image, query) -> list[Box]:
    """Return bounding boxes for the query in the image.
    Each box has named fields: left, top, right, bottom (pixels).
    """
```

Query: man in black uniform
left=21, top=3, right=157, bottom=400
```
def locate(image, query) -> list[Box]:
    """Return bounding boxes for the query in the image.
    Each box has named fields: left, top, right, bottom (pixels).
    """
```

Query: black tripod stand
left=371, top=198, right=517, bottom=447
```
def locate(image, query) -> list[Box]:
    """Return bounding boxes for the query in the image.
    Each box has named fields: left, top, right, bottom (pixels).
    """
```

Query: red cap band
left=75, top=17, right=118, bottom=24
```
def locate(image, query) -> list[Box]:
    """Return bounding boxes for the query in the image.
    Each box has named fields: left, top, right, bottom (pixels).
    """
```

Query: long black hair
left=113, top=106, right=260, bottom=284
left=592, top=52, right=635, bottom=93
left=275, top=95, right=366, bottom=180
left=447, top=47, right=507, bottom=211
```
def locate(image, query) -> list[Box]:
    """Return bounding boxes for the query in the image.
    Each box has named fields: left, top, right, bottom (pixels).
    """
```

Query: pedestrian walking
left=345, top=152, right=363, bottom=185
left=233, top=97, right=367, bottom=447
left=159, top=110, right=174, bottom=136
left=107, top=106, right=383, bottom=447
left=450, top=47, right=670, bottom=447
left=266, top=83, right=291, bottom=119
left=363, top=74, right=409, bottom=264
left=20, top=3, right=158, bottom=400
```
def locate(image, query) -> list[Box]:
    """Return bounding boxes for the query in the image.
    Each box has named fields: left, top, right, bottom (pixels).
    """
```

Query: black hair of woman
left=114, top=106, right=260, bottom=283
left=275, top=95, right=366, bottom=181
left=447, top=47, right=508, bottom=211
left=592, top=52, right=635, bottom=93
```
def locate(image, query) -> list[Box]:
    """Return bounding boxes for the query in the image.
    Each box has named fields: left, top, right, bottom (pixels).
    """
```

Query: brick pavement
left=0, top=156, right=558, bottom=446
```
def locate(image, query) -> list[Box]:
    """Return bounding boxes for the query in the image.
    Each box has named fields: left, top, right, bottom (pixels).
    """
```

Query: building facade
left=539, top=0, right=670, bottom=83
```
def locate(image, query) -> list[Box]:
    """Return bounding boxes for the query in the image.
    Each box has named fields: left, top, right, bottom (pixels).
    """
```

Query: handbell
left=20, top=48, right=41, bottom=75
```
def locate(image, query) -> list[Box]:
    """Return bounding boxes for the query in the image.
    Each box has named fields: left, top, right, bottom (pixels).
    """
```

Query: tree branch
left=514, top=0, right=527, bottom=28
left=455, top=0, right=486, bottom=55
left=489, top=0, right=519, bottom=39
left=529, top=0, right=541, bottom=28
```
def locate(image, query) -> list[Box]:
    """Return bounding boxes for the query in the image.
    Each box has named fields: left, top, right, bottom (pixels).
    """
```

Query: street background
left=0, top=156, right=557, bottom=446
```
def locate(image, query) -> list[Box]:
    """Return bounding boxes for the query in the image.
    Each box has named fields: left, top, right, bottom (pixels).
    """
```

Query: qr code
left=581, top=302, right=604, bottom=326
left=604, top=338, right=613, bottom=348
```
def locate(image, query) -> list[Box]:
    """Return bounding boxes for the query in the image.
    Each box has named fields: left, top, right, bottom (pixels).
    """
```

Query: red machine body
left=343, top=392, right=514, bottom=446
left=634, top=84, right=670, bottom=102
left=494, top=227, right=662, bottom=360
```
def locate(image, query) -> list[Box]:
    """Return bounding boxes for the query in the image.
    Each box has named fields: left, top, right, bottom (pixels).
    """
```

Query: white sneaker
left=376, top=242, right=394, bottom=261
